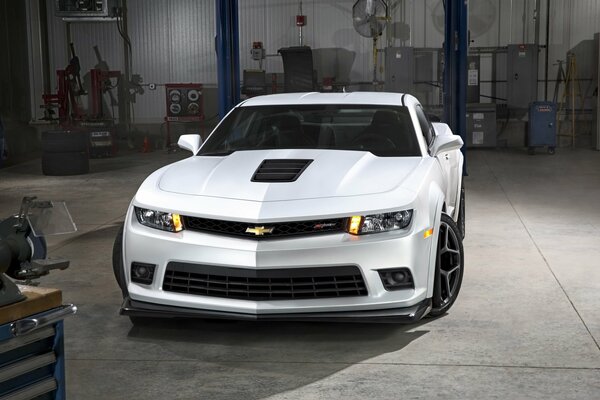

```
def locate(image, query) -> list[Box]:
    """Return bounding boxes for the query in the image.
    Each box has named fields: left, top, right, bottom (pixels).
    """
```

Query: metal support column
left=216, top=0, right=240, bottom=119
left=443, top=0, right=468, bottom=174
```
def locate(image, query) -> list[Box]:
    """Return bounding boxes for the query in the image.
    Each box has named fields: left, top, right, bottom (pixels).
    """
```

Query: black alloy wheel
left=429, top=213, right=464, bottom=317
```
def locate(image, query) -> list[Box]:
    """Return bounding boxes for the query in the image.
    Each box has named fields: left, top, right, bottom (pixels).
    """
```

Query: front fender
left=425, top=184, right=445, bottom=298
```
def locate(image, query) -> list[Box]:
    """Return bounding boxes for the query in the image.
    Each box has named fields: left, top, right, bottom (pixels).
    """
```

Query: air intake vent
left=252, top=159, right=313, bottom=182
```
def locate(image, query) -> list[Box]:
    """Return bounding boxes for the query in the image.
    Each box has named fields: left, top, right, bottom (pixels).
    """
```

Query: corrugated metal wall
left=46, top=0, right=216, bottom=123
left=40, top=0, right=600, bottom=123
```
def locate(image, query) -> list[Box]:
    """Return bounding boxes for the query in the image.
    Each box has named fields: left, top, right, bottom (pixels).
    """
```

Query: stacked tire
left=41, top=130, right=89, bottom=176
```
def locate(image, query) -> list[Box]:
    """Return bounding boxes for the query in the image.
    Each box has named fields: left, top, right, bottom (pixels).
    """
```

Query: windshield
left=198, top=104, right=421, bottom=157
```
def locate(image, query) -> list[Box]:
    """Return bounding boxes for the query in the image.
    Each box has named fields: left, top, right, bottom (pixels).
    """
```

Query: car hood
left=158, top=149, right=422, bottom=202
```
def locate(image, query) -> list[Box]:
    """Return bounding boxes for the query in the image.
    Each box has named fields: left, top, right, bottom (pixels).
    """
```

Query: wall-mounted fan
left=432, top=0, right=497, bottom=40
left=352, top=0, right=388, bottom=82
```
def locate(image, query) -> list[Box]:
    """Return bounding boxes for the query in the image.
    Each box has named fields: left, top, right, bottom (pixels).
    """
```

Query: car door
left=415, top=106, right=458, bottom=214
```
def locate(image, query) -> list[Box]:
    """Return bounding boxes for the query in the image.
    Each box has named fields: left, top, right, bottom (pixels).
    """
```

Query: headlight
left=134, top=207, right=183, bottom=232
left=347, top=210, right=413, bottom=235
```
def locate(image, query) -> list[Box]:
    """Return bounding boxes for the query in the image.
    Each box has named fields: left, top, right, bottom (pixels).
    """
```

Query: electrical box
left=385, top=47, right=414, bottom=93
left=467, top=55, right=480, bottom=103
left=466, top=103, right=497, bottom=148
left=55, top=0, right=117, bottom=18
left=507, top=44, right=538, bottom=109
left=528, top=101, right=556, bottom=149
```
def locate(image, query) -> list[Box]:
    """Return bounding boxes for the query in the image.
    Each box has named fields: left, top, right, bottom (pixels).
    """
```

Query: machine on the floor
left=0, top=197, right=75, bottom=306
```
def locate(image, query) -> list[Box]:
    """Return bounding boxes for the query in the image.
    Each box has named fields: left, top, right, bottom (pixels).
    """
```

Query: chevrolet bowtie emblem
left=245, top=226, right=275, bottom=236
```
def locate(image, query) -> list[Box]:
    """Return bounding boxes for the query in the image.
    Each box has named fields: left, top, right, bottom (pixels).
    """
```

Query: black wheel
left=457, top=182, right=465, bottom=239
left=112, top=224, right=128, bottom=297
left=429, top=213, right=464, bottom=317
left=42, top=130, right=88, bottom=153
left=42, top=151, right=89, bottom=176
left=528, top=147, right=535, bottom=155
left=548, top=147, right=555, bottom=155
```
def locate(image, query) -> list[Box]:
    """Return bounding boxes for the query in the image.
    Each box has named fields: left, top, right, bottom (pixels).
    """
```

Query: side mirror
left=177, top=134, right=202, bottom=154
left=430, top=133, right=464, bottom=157
left=431, top=122, right=452, bottom=136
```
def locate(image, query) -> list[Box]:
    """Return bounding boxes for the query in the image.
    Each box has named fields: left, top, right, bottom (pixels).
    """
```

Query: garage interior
left=1, top=0, right=599, bottom=399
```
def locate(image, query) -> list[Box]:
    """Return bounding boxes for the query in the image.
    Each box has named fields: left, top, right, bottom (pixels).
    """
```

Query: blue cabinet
left=528, top=101, right=557, bottom=154
left=0, top=305, right=75, bottom=399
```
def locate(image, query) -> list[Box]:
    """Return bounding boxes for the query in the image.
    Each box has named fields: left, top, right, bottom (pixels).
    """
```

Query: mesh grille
left=183, top=216, right=346, bottom=239
left=251, top=159, right=313, bottom=182
left=162, top=263, right=368, bottom=301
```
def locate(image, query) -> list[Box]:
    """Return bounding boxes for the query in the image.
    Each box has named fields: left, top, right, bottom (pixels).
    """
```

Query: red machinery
left=42, top=43, right=121, bottom=157
left=164, top=83, right=204, bottom=147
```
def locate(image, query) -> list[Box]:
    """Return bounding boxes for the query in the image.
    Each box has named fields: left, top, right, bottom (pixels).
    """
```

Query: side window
left=415, top=106, right=434, bottom=147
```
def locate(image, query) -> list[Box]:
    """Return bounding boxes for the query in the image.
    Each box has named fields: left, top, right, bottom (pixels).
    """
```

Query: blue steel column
left=216, top=0, right=240, bottom=119
left=443, top=0, right=468, bottom=174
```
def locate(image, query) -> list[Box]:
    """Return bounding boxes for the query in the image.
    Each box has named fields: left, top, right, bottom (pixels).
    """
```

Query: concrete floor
left=1, top=148, right=599, bottom=399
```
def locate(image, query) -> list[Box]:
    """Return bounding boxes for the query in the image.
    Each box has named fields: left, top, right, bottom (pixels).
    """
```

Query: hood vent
left=252, top=159, right=313, bottom=182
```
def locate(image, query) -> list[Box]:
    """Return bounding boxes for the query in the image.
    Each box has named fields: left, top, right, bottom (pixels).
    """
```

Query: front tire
left=429, top=214, right=464, bottom=317
left=112, top=224, right=128, bottom=297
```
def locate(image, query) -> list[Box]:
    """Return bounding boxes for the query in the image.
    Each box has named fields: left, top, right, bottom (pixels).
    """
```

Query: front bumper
left=121, top=297, right=432, bottom=323
left=122, top=208, right=436, bottom=319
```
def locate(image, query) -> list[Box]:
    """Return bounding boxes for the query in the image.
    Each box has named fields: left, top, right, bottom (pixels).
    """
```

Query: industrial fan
left=352, top=0, right=388, bottom=82
left=432, top=0, right=497, bottom=40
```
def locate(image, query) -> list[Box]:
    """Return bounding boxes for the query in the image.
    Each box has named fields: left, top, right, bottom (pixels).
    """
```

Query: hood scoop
left=251, top=159, right=313, bottom=183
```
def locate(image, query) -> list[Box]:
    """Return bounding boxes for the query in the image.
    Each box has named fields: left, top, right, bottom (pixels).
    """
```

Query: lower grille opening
left=162, top=263, right=368, bottom=301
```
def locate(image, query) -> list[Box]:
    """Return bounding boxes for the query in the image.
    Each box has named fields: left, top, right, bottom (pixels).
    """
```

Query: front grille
left=162, top=263, right=368, bottom=301
left=251, top=159, right=313, bottom=182
left=183, top=216, right=346, bottom=239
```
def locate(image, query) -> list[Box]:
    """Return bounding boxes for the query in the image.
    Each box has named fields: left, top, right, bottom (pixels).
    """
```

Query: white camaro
left=113, top=92, right=465, bottom=323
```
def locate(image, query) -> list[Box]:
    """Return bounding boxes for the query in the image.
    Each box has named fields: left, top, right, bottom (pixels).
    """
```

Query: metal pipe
left=298, top=1, right=303, bottom=46
left=522, top=0, right=527, bottom=43
left=120, top=0, right=132, bottom=131
left=534, top=0, right=540, bottom=46
left=509, top=0, right=513, bottom=43
left=39, top=0, right=51, bottom=94
left=544, top=0, right=551, bottom=100
left=497, top=0, right=502, bottom=46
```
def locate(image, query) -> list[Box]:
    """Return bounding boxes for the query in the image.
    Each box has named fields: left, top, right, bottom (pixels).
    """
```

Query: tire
left=548, top=147, right=555, bottom=155
left=457, top=183, right=466, bottom=239
left=112, top=224, right=128, bottom=297
left=42, top=130, right=88, bottom=153
left=42, top=151, right=89, bottom=176
left=428, top=213, right=464, bottom=317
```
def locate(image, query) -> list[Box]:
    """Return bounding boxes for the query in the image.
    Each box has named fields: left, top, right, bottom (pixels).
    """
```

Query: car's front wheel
left=429, top=213, right=464, bottom=317
left=112, top=223, right=128, bottom=297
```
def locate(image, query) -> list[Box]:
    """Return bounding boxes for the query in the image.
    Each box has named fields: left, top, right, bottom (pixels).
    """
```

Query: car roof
left=240, top=92, right=409, bottom=107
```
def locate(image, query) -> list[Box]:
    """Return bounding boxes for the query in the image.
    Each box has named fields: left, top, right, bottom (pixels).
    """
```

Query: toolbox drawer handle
left=10, top=304, right=77, bottom=337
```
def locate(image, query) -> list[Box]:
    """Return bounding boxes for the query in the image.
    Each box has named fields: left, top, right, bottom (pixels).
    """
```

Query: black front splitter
left=120, top=297, right=432, bottom=323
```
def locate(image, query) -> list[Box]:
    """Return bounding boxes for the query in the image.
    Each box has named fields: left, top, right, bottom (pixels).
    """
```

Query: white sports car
left=113, top=92, right=465, bottom=323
